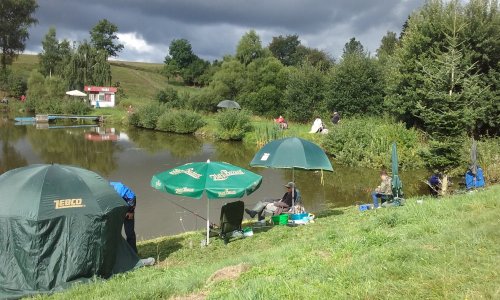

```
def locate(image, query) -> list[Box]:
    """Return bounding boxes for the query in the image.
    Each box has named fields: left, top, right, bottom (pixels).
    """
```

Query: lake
left=0, top=115, right=430, bottom=240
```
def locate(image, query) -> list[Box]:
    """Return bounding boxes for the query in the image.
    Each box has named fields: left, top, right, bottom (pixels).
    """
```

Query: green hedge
left=129, top=102, right=166, bottom=129
left=156, top=110, right=206, bottom=134
left=215, top=109, right=253, bottom=141
left=322, top=117, right=426, bottom=169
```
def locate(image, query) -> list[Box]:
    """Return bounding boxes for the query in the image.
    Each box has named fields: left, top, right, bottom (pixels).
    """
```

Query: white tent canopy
left=65, top=90, right=87, bottom=97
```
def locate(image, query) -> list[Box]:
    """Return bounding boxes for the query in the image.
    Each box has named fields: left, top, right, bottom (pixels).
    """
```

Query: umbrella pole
left=206, top=197, right=210, bottom=246
left=292, top=167, right=295, bottom=213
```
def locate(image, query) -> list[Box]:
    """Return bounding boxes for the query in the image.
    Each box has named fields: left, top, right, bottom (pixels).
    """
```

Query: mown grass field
left=9, top=55, right=202, bottom=106
left=36, top=185, right=500, bottom=299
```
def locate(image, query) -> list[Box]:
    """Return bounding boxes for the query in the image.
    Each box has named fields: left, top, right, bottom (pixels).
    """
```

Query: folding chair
left=211, top=200, right=244, bottom=244
left=381, top=175, right=405, bottom=207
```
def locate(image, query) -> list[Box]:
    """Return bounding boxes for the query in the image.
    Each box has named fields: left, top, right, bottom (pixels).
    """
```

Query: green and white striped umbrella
left=151, top=160, right=262, bottom=244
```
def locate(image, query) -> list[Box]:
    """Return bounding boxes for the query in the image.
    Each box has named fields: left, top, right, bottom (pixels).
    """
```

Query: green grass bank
left=37, top=185, right=500, bottom=299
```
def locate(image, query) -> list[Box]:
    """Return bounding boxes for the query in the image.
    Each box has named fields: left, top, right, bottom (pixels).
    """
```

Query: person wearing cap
left=245, top=182, right=298, bottom=221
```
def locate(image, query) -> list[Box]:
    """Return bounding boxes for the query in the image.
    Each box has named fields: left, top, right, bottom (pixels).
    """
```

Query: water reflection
left=126, top=127, right=203, bottom=159
left=25, top=126, right=120, bottom=176
left=84, top=127, right=119, bottom=142
left=213, top=141, right=258, bottom=166
left=0, top=118, right=28, bottom=172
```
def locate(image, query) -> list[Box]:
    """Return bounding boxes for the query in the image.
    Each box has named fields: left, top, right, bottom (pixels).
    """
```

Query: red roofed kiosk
left=85, top=86, right=117, bottom=108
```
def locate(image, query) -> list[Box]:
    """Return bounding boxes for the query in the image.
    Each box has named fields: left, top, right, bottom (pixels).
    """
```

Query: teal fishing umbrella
left=249, top=137, right=333, bottom=208
left=250, top=137, right=333, bottom=172
left=217, top=99, right=241, bottom=109
left=151, top=160, right=262, bottom=245
left=0, top=164, right=140, bottom=299
left=391, top=142, right=403, bottom=199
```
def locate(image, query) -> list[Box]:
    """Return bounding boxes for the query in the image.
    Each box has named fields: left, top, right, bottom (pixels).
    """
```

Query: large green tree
left=376, top=31, right=399, bottom=62
left=284, top=63, right=327, bottom=122
left=326, top=52, right=385, bottom=116
left=207, top=57, right=246, bottom=100
left=342, top=37, right=365, bottom=57
left=268, top=34, right=333, bottom=69
left=268, top=34, right=301, bottom=66
left=165, top=39, right=196, bottom=69
left=236, top=30, right=263, bottom=65
left=39, top=28, right=59, bottom=77
left=386, top=0, right=499, bottom=136
left=38, top=27, right=71, bottom=78
left=90, top=19, right=124, bottom=57
left=163, top=39, right=208, bottom=85
left=238, top=56, right=286, bottom=117
left=0, top=0, right=38, bottom=70
left=65, top=41, right=112, bottom=89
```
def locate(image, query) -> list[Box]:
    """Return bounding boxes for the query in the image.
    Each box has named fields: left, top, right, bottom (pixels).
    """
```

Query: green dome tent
left=0, top=164, right=140, bottom=299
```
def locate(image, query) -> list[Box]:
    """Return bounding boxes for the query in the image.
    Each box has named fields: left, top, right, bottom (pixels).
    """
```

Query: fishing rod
left=163, top=197, right=218, bottom=228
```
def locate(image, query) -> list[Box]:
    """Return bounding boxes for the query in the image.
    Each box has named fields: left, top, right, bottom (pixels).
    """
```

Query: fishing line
left=162, top=196, right=217, bottom=227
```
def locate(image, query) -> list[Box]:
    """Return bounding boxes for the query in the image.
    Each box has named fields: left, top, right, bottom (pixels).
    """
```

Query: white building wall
left=90, top=93, right=115, bottom=108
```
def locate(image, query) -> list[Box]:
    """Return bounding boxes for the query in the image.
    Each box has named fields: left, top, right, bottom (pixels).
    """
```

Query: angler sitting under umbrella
left=245, top=182, right=298, bottom=221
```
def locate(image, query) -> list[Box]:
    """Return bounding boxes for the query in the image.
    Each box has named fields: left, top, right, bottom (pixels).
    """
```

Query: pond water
left=0, top=115, right=430, bottom=240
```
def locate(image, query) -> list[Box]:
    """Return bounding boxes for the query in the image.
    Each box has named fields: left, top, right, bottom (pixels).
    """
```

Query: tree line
left=160, top=0, right=499, bottom=174
left=166, top=0, right=498, bottom=134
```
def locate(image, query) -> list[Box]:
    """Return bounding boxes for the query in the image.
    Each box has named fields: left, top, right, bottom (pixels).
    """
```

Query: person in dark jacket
left=331, top=111, right=340, bottom=124
left=245, top=182, right=297, bottom=221
left=110, top=181, right=137, bottom=253
left=428, top=172, right=441, bottom=197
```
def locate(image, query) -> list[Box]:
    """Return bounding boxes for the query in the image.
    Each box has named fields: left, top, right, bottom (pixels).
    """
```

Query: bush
left=8, top=75, right=27, bottom=98
left=130, top=102, right=166, bottom=129
left=215, top=109, right=253, bottom=140
left=420, top=137, right=465, bottom=174
left=128, top=111, right=141, bottom=127
left=155, top=87, right=182, bottom=108
left=25, top=98, right=64, bottom=114
left=322, top=117, right=426, bottom=169
left=186, top=90, right=219, bottom=112
left=477, top=138, right=500, bottom=184
left=62, top=100, right=92, bottom=115
left=0, top=69, right=27, bottom=97
left=156, top=110, right=206, bottom=134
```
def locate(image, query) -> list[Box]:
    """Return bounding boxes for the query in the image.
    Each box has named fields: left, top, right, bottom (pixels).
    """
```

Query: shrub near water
left=323, top=117, right=426, bottom=169
left=477, top=138, right=500, bottom=183
left=62, top=100, right=92, bottom=115
left=216, top=109, right=253, bottom=140
left=129, top=102, right=166, bottom=129
left=25, top=98, right=64, bottom=114
left=156, top=110, right=206, bottom=134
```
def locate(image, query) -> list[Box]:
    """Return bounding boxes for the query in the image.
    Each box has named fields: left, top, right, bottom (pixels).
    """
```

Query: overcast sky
left=25, top=0, right=425, bottom=63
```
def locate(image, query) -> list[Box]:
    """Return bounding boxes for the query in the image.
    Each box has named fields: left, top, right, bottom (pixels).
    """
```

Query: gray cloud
left=26, top=0, right=424, bottom=62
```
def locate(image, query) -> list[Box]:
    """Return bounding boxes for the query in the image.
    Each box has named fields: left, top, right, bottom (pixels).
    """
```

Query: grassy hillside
left=9, top=55, right=202, bottom=105
left=8, top=54, right=39, bottom=79
left=36, top=186, right=500, bottom=299
left=109, top=60, right=203, bottom=102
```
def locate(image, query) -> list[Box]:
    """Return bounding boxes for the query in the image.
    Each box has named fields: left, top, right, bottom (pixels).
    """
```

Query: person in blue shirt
left=110, top=181, right=137, bottom=253
left=428, top=172, right=441, bottom=197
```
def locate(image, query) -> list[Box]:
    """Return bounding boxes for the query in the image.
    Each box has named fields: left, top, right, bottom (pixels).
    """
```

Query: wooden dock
left=15, top=114, right=105, bottom=124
